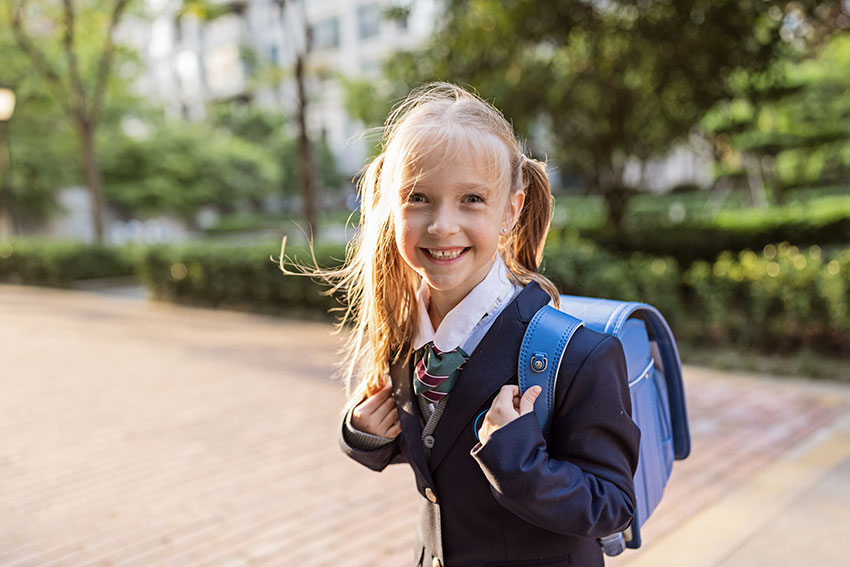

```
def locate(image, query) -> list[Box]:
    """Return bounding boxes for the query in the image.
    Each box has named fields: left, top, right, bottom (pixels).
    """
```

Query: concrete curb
left=621, top=412, right=850, bottom=567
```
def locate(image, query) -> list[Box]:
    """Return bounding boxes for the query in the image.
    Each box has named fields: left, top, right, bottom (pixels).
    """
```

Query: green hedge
left=581, top=195, right=850, bottom=266
left=543, top=234, right=684, bottom=330
left=137, top=242, right=342, bottom=318
left=134, top=235, right=686, bottom=328
left=683, top=243, right=850, bottom=355
left=0, top=239, right=136, bottom=287
left=5, top=236, right=848, bottom=359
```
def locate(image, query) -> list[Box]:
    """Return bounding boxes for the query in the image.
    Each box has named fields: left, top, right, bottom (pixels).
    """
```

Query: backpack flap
left=559, top=296, right=691, bottom=461
left=619, top=318, right=652, bottom=385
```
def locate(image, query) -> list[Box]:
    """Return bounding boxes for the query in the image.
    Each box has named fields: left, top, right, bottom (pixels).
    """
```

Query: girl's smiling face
left=393, top=133, right=524, bottom=314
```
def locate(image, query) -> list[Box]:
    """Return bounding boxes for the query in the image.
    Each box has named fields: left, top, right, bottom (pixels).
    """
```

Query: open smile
left=422, top=247, right=470, bottom=262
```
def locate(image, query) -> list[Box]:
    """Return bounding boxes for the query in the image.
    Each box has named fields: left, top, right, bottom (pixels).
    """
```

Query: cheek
left=394, top=213, right=419, bottom=259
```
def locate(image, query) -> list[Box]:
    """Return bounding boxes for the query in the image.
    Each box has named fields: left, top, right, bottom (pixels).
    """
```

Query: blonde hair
left=283, top=82, right=559, bottom=402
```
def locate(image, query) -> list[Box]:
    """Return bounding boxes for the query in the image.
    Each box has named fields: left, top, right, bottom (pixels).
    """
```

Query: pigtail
left=502, top=156, right=560, bottom=307
left=515, top=158, right=552, bottom=271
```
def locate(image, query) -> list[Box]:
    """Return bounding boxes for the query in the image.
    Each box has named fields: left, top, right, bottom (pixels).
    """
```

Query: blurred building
left=124, top=0, right=439, bottom=176
left=123, top=0, right=709, bottom=193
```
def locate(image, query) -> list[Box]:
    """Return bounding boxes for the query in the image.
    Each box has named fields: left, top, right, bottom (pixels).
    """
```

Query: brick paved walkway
left=2, top=284, right=849, bottom=566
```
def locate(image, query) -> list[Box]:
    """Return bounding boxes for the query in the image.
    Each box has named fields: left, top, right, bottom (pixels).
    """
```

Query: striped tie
left=413, top=343, right=470, bottom=403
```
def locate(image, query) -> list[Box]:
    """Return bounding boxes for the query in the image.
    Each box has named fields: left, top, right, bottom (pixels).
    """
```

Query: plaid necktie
left=413, top=342, right=470, bottom=403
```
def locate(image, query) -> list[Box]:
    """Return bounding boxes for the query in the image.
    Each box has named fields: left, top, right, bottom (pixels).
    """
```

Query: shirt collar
left=413, top=255, right=513, bottom=352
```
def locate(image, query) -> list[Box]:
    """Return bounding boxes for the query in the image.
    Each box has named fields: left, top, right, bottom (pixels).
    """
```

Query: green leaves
left=378, top=0, right=848, bottom=227
left=685, top=243, right=850, bottom=352
left=100, top=124, right=282, bottom=219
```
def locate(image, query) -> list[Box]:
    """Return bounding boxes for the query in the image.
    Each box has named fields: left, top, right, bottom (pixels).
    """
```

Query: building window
left=386, top=3, right=410, bottom=31
left=311, top=17, right=340, bottom=50
left=396, top=12, right=408, bottom=31
left=173, top=15, right=183, bottom=43
left=358, top=4, right=381, bottom=40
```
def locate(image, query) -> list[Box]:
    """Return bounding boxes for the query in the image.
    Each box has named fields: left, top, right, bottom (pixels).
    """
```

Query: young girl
left=323, top=83, right=639, bottom=566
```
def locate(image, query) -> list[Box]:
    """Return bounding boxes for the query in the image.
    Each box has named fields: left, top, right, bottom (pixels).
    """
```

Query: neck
left=427, top=295, right=455, bottom=331
left=425, top=256, right=498, bottom=330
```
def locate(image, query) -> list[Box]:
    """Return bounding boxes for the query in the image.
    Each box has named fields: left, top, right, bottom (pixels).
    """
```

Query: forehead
left=395, top=125, right=511, bottom=189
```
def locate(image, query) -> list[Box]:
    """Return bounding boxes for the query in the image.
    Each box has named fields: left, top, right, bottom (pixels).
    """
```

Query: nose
left=427, top=203, right=460, bottom=237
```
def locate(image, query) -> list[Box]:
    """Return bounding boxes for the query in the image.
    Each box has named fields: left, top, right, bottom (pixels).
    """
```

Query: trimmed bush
left=0, top=239, right=136, bottom=287
left=543, top=234, right=685, bottom=330
left=581, top=194, right=850, bottom=265
left=135, top=236, right=686, bottom=327
left=137, top=241, right=344, bottom=319
left=684, top=243, right=850, bottom=355
left=8, top=235, right=847, bottom=360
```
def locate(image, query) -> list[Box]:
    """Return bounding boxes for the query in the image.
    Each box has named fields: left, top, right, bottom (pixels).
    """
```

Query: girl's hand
left=351, top=383, right=402, bottom=438
left=477, top=385, right=542, bottom=446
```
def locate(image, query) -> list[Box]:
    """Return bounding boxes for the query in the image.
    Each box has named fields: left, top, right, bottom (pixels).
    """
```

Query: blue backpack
left=518, top=295, right=691, bottom=556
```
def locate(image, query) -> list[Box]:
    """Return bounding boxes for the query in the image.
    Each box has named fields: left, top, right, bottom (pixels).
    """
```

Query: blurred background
left=2, top=0, right=849, bottom=377
left=2, top=2, right=850, bottom=565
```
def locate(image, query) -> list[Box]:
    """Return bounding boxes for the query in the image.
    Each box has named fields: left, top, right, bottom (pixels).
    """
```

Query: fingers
left=478, top=386, right=521, bottom=446
left=493, top=385, right=523, bottom=415
left=375, top=396, right=400, bottom=437
left=385, top=420, right=402, bottom=438
left=351, top=383, right=399, bottom=437
left=359, top=382, right=392, bottom=411
left=496, top=385, right=519, bottom=403
left=519, top=385, right=542, bottom=416
left=378, top=402, right=399, bottom=430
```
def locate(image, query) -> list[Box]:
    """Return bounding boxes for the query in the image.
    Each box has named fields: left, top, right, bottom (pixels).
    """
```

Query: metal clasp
left=530, top=352, right=548, bottom=373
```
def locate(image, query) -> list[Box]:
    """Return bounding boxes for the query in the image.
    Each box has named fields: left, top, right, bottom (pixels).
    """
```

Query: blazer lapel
left=427, top=282, right=551, bottom=472
left=390, top=357, right=437, bottom=489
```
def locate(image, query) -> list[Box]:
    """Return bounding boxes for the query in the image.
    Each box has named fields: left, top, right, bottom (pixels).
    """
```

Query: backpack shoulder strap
left=518, top=305, right=583, bottom=436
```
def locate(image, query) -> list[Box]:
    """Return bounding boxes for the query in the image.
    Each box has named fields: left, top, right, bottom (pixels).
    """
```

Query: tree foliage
left=100, top=123, right=282, bottom=222
left=382, top=0, right=849, bottom=229
left=5, top=0, right=136, bottom=241
left=0, top=0, right=146, bottom=226
left=211, top=104, right=342, bottom=197
left=704, top=33, right=850, bottom=203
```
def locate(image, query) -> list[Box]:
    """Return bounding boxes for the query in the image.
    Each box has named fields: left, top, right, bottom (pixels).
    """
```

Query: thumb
left=519, top=385, right=542, bottom=416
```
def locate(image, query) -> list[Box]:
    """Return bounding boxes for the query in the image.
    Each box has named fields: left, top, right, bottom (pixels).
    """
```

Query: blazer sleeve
left=470, top=335, right=640, bottom=538
left=338, top=406, right=408, bottom=472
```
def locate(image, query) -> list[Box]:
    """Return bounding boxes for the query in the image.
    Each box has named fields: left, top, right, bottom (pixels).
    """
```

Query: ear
left=504, top=190, right=525, bottom=232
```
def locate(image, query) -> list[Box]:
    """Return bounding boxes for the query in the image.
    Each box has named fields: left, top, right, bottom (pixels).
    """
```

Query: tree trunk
left=0, top=121, right=16, bottom=237
left=765, top=155, right=783, bottom=205
left=603, top=186, right=631, bottom=232
left=295, top=53, right=318, bottom=239
left=742, top=152, right=768, bottom=209
left=77, top=119, right=105, bottom=243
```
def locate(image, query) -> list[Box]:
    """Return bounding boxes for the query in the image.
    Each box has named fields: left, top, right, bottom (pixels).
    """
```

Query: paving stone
left=2, top=284, right=849, bottom=566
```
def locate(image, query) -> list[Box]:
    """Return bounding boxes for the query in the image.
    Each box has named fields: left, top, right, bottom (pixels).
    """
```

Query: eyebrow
left=456, top=183, right=492, bottom=194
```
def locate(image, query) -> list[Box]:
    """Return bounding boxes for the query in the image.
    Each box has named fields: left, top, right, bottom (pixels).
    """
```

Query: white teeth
left=427, top=248, right=465, bottom=260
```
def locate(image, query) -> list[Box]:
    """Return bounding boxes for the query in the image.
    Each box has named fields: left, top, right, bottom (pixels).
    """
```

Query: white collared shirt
left=413, top=255, right=522, bottom=357
left=342, top=256, right=523, bottom=446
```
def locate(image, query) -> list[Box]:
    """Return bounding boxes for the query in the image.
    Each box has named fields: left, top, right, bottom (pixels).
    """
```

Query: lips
left=423, top=247, right=469, bottom=261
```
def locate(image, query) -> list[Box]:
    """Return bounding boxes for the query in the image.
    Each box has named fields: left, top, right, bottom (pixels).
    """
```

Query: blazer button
left=424, top=487, right=437, bottom=503
left=432, top=558, right=442, bottom=567
left=423, top=434, right=435, bottom=448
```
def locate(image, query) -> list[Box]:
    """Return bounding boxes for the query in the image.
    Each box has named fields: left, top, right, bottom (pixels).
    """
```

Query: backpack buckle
left=530, top=352, right=547, bottom=372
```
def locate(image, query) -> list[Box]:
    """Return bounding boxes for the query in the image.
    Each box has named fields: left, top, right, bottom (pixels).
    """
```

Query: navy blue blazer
left=339, top=282, right=641, bottom=567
